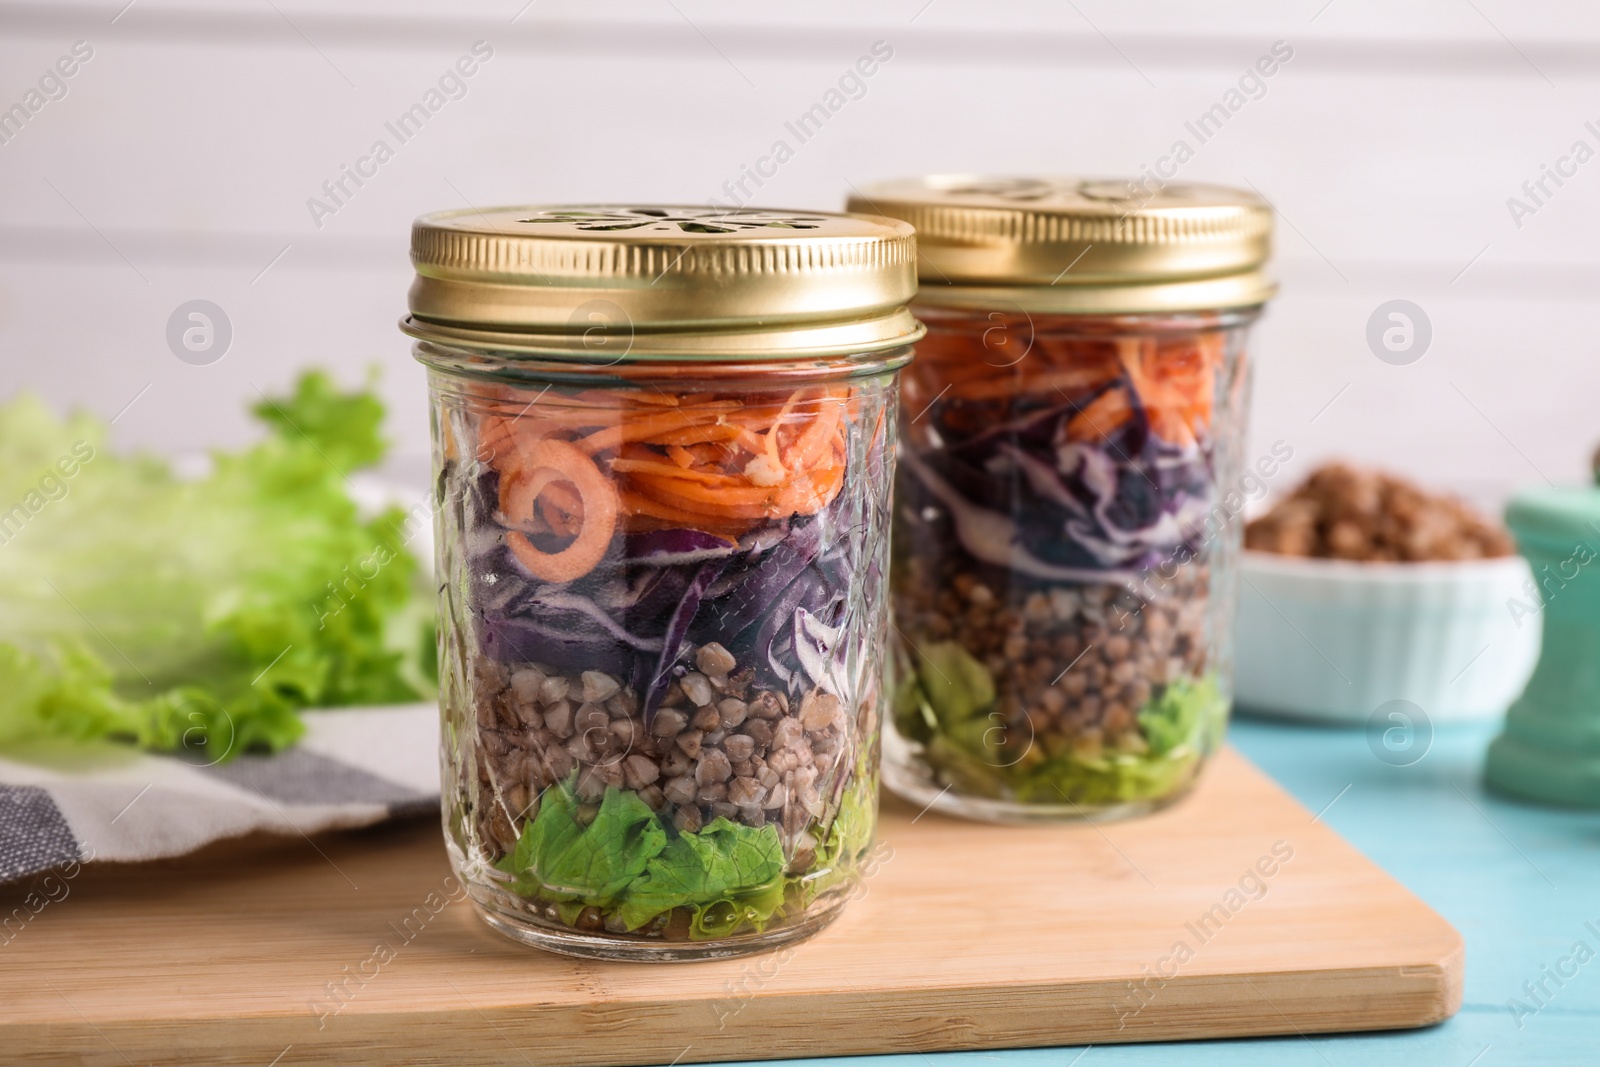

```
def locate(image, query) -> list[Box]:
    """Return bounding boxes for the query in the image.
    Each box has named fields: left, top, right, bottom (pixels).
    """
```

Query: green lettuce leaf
left=503, top=785, right=796, bottom=939
left=688, top=877, right=787, bottom=941
left=1138, top=674, right=1225, bottom=757
left=615, top=817, right=785, bottom=933
left=1012, top=748, right=1202, bottom=806
left=892, top=672, right=936, bottom=743
left=248, top=371, right=388, bottom=474
left=910, top=640, right=995, bottom=726
left=804, top=756, right=877, bottom=904
left=922, top=672, right=1230, bottom=806
left=0, top=371, right=433, bottom=758
left=512, top=783, right=667, bottom=906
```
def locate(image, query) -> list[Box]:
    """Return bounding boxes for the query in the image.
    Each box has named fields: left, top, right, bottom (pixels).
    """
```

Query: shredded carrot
left=440, top=408, right=460, bottom=463
left=867, top=402, right=887, bottom=458
left=632, top=475, right=792, bottom=510
left=534, top=479, right=584, bottom=518
left=632, top=464, right=845, bottom=520
left=760, top=390, right=801, bottom=472
left=569, top=388, right=679, bottom=408
left=617, top=489, right=759, bottom=534
left=783, top=398, right=841, bottom=472
left=646, top=424, right=744, bottom=447
left=781, top=463, right=844, bottom=513
left=948, top=367, right=1123, bottom=402
left=730, top=425, right=771, bottom=456
left=716, top=401, right=791, bottom=430
left=476, top=416, right=518, bottom=463
left=1066, top=386, right=1132, bottom=443
left=680, top=442, right=733, bottom=467
left=610, top=455, right=746, bottom=487
left=498, top=439, right=618, bottom=583
left=918, top=318, right=1222, bottom=450
left=477, top=382, right=855, bottom=547
left=1119, top=338, right=1204, bottom=447
left=577, top=409, right=737, bottom=455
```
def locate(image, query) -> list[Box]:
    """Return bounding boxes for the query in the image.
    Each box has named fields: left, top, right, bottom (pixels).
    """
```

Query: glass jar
left=403, top=206, right=921, bottom=959
left=848, top=178, right=1275, bottom=822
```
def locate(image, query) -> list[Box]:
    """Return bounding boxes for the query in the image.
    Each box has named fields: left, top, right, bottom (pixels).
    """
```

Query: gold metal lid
left=402, top=205, right=923, bottom=360
left=846, top=176, right=1276, bottom=314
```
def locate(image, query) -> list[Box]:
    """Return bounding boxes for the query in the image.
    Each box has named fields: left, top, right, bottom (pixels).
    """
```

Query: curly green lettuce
left=502, top=779, right=789, bottom=940
left=511, top=784, right=668, bottom=908
left=0, top=371, right=435, bottom=758
left=620, top=817, right=786, bottom=937
left=898, top=643, right=1227, bottom=806
left=500, top=764, right=880, bottom=941
left=803, top=752, right=876, bottom=904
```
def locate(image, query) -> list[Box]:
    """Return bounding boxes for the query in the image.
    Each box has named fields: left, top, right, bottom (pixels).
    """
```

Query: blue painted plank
left=695, top=716, right=1600, bottom=1067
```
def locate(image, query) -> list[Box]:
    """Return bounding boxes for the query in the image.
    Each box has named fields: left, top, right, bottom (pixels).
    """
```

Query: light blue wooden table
left=715, top=715, right=1599, bottom=1067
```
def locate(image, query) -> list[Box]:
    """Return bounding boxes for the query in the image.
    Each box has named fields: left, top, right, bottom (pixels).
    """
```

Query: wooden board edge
left=8, top=940, right=1466, bottom=1067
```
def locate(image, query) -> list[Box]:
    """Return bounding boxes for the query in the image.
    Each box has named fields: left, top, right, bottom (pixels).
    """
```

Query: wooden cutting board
left=0, top=747, right=1460, bottom=1066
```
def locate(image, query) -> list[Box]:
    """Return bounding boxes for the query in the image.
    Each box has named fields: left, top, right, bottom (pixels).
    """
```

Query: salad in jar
left=409, top=204, right=919, bottom=957
left=851, top=175, right=1274, bottom=821
left=434, top=372, right=897, bottom=951
left=890, top=314, right=1247, bottom=815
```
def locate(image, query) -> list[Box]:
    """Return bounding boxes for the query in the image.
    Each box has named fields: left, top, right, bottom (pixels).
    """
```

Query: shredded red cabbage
left=464, top=469, right=863, bottom=726
left=902, top=384, right=1214, bottom=582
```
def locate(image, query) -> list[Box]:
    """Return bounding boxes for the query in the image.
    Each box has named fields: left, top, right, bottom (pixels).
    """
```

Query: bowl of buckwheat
left=1234, top=463, right=1540, bottom=723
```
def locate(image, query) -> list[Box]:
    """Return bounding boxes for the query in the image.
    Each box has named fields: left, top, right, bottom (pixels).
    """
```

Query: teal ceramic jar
left=1485, top=485, right=1600, bottom=806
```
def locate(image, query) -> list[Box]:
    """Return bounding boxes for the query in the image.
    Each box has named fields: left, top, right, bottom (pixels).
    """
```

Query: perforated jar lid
left=847, top=176, right=1276, bottom=315
left=401, top=205, right=924, bottom=360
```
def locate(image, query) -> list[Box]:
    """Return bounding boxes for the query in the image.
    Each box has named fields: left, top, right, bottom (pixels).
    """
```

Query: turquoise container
left=1485, top=486, right=1600, bottom=806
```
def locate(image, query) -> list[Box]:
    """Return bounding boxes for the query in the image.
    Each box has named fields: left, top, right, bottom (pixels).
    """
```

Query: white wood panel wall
left=2, top=0, right=1597, bottom=509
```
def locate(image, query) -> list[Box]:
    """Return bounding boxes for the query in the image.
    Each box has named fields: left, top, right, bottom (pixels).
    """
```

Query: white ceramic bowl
left=1233, top=550, right=1541, bottom=723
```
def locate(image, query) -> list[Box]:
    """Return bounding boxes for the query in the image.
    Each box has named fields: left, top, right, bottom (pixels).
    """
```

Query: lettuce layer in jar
left=888, top=311, right=1251, bottom=818
left=434, top=375, right=892, bottom=951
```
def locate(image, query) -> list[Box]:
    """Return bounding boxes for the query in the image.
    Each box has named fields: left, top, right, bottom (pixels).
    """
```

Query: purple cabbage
left=900, top=377, right=1215, bottom=583
left=641, top=558, right=728, bottom=725
left=464, top=474, right=870, bottom=713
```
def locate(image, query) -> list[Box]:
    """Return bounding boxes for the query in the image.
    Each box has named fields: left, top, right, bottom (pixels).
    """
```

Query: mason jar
left=848, top=178, right=1275, bottom=822
left=404, top=206, right=921, bottom=959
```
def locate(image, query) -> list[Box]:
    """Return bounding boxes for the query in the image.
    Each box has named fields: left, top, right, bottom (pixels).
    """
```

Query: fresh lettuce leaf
left=804, top=756, right=876, bottom=903
left=616, top=817, right=785, bottom=934
left=921, top=672, right=1229, bottom=806
left=0, top=371, right=433, bottom=757
left=507, top=784, right=788, bottom=937
left=505, top=782, right=836, bottom=939
left=910, top=640, right=995, bottom=725
left=249, top=371, right=389, bottom=474
left=0, top=642, right=272, bottom=750
left=687, top=876, right=787, bottom=941
left=1138, top=674, right=1224, bottom=757
left=892, top=672, right=937, bottom=743
left=512, top=783, right=667, bottom=906
left=1012, top=747, right=1203, bottom=805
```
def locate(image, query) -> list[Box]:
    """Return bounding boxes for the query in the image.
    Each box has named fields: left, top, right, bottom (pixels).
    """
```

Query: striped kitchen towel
left=0, top=703, right=439, bottom=886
